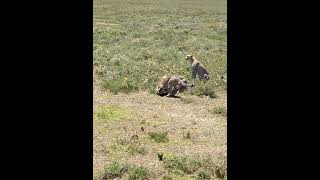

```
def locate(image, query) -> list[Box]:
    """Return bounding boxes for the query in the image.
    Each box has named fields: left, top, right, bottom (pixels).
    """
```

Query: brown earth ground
left=93, top=80, right=227, bottom=179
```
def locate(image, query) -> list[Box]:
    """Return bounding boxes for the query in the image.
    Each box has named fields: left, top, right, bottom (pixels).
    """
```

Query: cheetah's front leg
left=167, top=84, right=180, bottom=97
left=167, top=87, right=177, bottom=97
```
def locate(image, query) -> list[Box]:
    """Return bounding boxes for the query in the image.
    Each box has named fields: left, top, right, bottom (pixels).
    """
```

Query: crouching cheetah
left=185, top=54, right=210, bottom=81
left=155, top=75, right=192, bottom=97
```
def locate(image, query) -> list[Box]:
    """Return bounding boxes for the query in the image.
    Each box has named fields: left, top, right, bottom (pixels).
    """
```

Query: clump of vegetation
left=127, top=142, right=147, bottom=155
left=98, top=162, right=151, bottom=180
left=128, top=165, right=151, bottom=180
left=210, top=106, right=227, bottom=116
left=100, top=162, right=129, bottom=179
left=162, top=155, right=227, bottom=179
left=116, top=135, right=148, bottom=155
left=148, top=131, right=169, bottom=143
left=198, top=171, right=211, bottom=180
left=95, top=105, right=127, bottom=121
left=189, top=81, right=217, bottom=98
left=163, top=155, right=201, bottom=175
left=201, top=156, right=227, bottom=179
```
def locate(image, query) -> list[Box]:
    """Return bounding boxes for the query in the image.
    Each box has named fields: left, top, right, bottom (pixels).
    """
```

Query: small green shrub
left=162, top=155, right=227, bottom=179
left=210, top=106, right=227, bottom=116
left=96, top=105, right=127, bottom=121
left=101, top=162, right=128, bottom=179
left=128, top=165, right=150, bottom=180
left=163, top=156, right=201, bottom=175
left=189, top=82, right=216, bottom=98
left=148, top=131, right=169, bottom=143
left=198, top=171, right=211, bottom=180
left=99, top=162, right=151, bottom=180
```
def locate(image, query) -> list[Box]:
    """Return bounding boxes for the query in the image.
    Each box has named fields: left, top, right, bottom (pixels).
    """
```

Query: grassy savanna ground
left=93, top=0, right=227, bottom=179
left=93, top=0, right=227, bottom=95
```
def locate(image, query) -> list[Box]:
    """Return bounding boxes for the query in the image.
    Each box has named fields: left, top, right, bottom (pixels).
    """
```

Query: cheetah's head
left=185, top=54, right=193, bottom=60
left=155, top=76, right=169, bottom=96
left=185, top=54, right=194, bottom=64
left=155, top=86, right=169, bottom=96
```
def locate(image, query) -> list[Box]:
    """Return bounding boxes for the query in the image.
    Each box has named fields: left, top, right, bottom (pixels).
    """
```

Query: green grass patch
left=188, top=81, right=218, bottom=98
left=163, top=155, right=201, bottom=175
left=148, top=131, right=169, bottom=143
left=163, top=155, right=227, bottom=179
left=100, top=162, right=128, bottom=179
left=103, top=78, right=139, bottom=94
left=95, top=105, right=127, bottom=121
left=210, top=106, right=227, bottom=116
left=197, top=171, right=211, bottom=180
left=97, top=162, right=151, bottom=180
left=93, top=0, right=227, bottom=94
left=128, top=165, right=151, bottom=180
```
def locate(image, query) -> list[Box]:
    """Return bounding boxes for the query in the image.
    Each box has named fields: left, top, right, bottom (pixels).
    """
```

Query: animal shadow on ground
left=157, top=93, right=181, bottom=98
left=167, top=95, right=181, bottom=98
